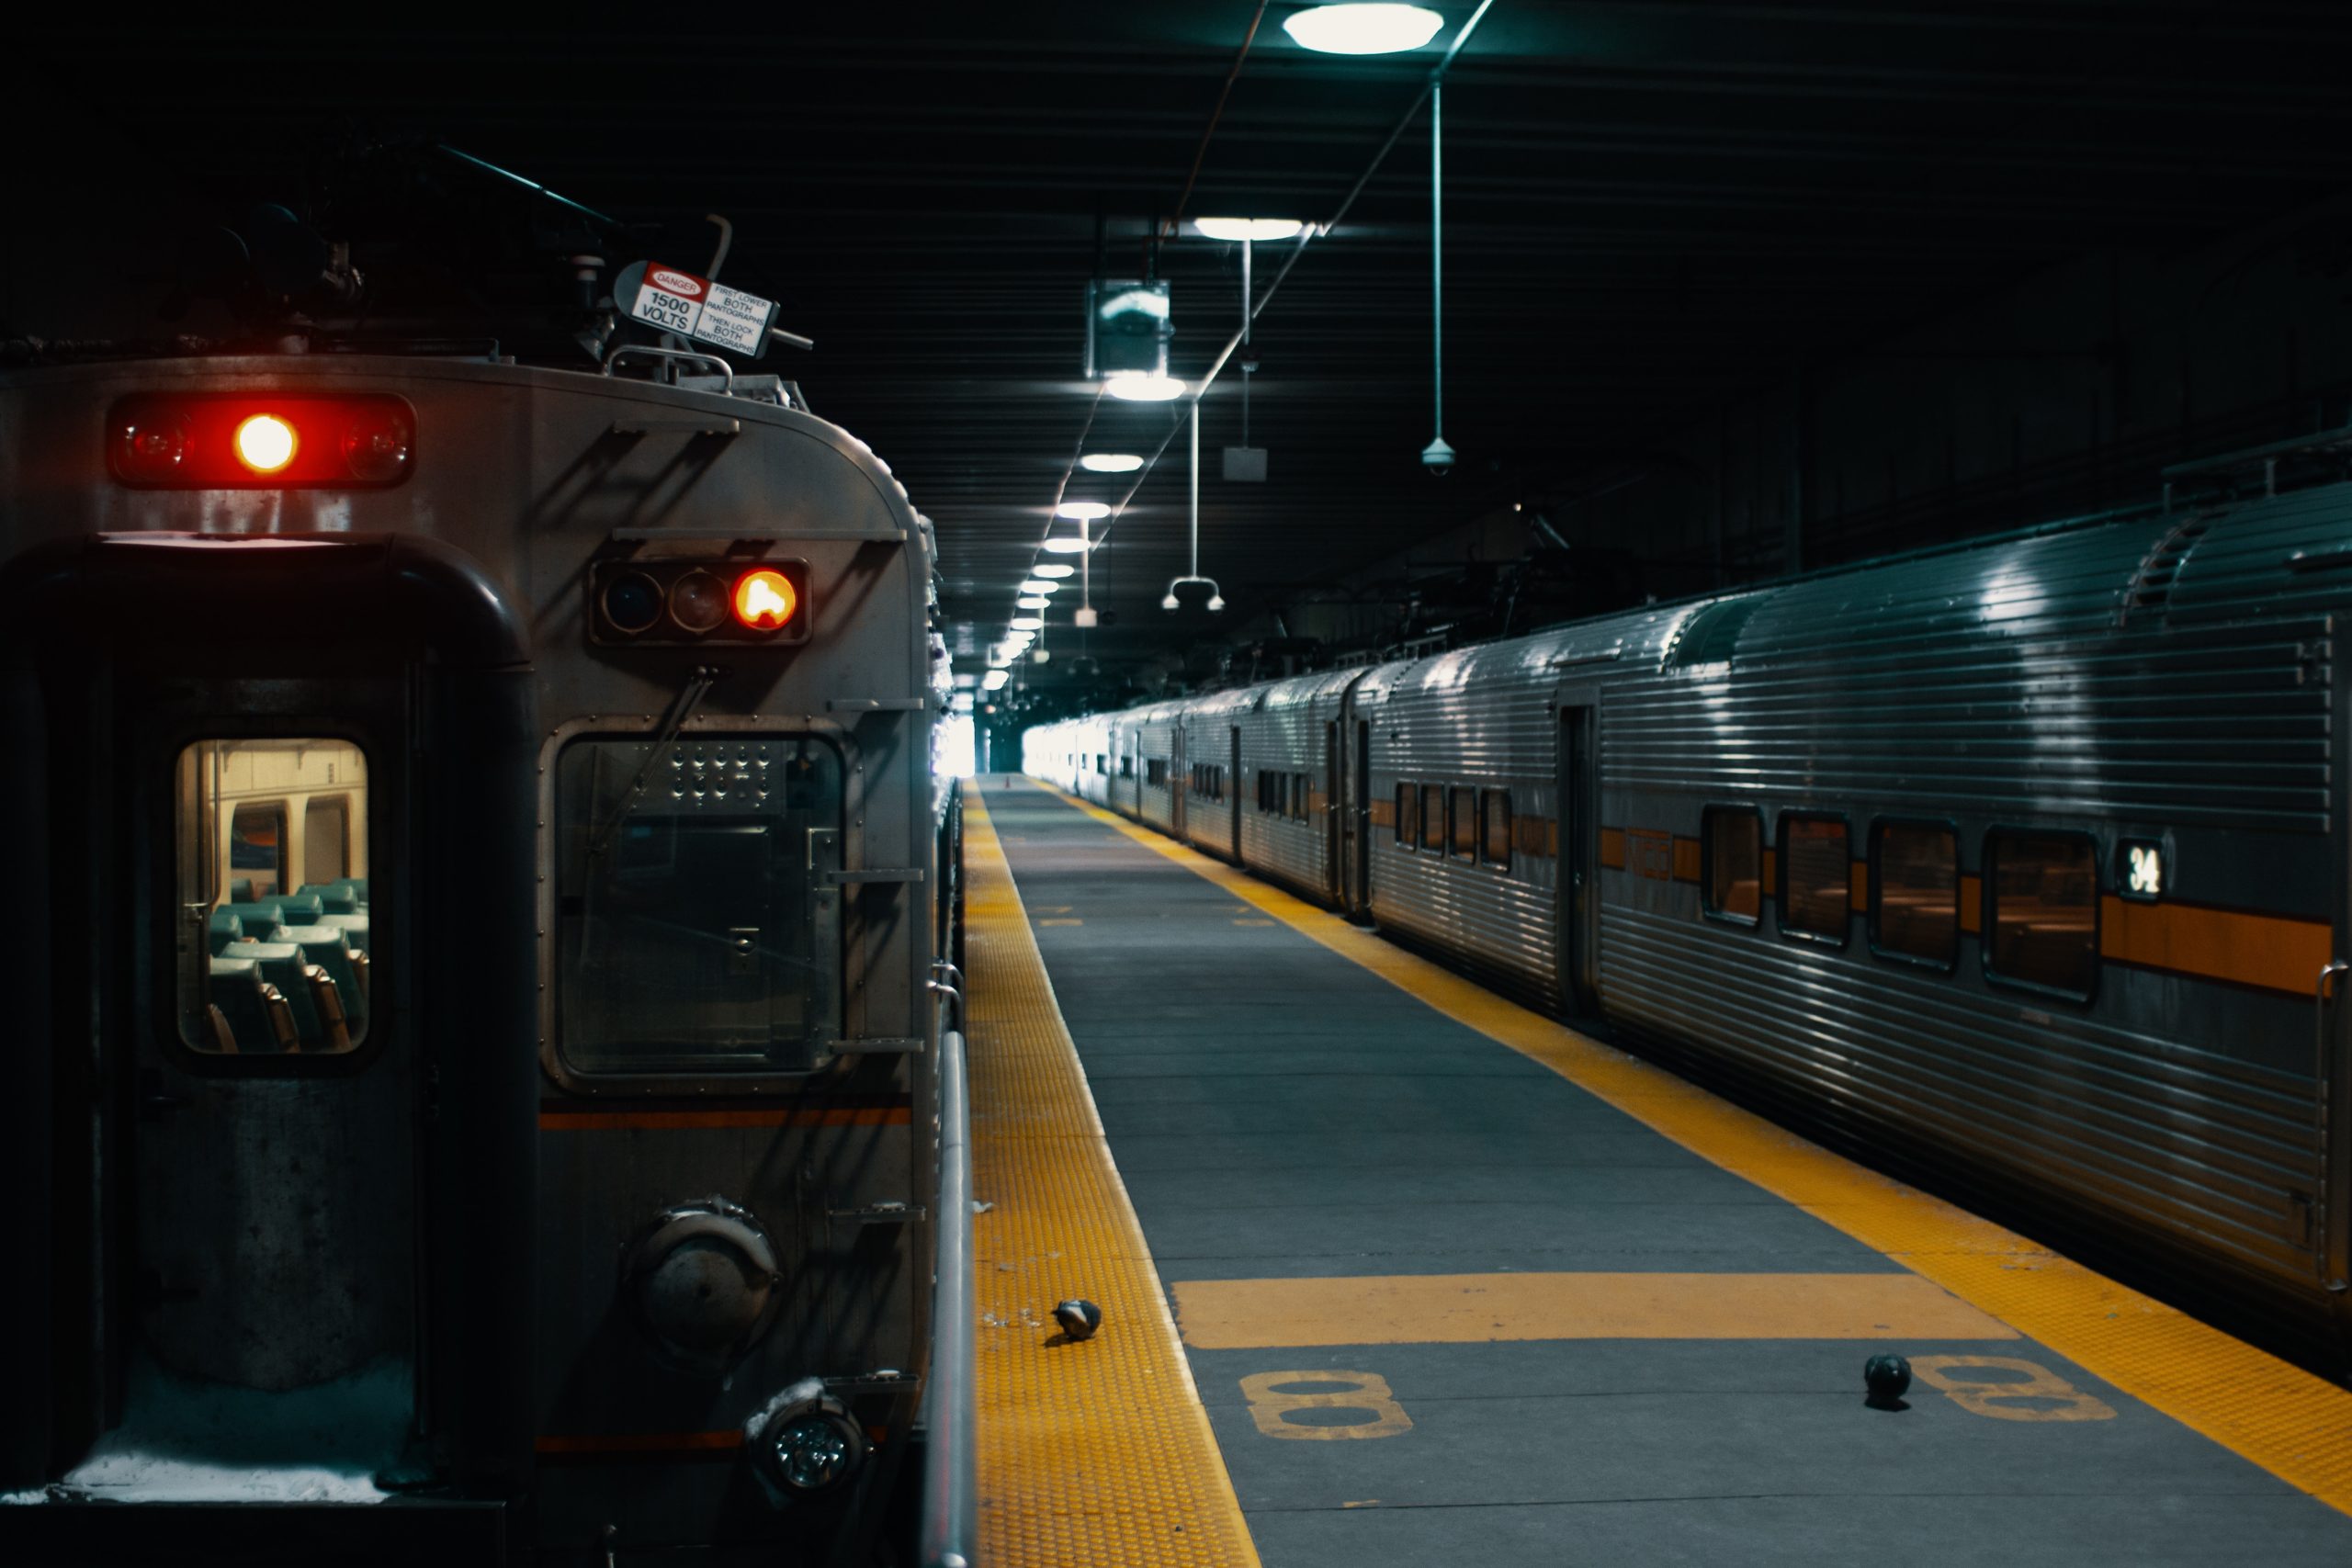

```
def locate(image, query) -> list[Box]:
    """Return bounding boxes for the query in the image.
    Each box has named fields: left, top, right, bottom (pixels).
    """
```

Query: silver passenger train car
left=0, top=349, right=974, bottom=1565
left=1033, top=442, right=2352, bottom=1350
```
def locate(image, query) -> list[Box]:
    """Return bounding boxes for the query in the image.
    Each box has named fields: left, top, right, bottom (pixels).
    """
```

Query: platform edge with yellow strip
left=962, top=794, right=1261, bottom=1568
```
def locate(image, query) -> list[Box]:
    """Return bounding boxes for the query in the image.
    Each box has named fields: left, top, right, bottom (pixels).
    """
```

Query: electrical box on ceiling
left=1222, top=446, right=1267, bottom=482
left=1084, top=278, right=1171, bottom=379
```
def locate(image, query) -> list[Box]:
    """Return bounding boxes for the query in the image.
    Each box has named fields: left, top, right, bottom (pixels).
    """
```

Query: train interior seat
left=318, top=912, right=368, bottom=953
left=206, top=955, right=296, bottom=1054
left=300, top=882, right=361, bottom=915
left=207, top=909, right=243, bottom=955
left=219, top=940, right=326, bottom=1046
left=274, top=924, right=368, bottom=1024
left=223, top=899, right=285, bottom=936
left=274, top=892, right=325, bottom=925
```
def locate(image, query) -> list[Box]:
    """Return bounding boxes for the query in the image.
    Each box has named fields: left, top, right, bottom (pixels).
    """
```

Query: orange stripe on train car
left=1849, top=861, right=1869, bottom=913
left=1671, top=836, right=1701, bottom=885
left=1959, top=874, right=1982, bottom=934
left=539, top=1106, right=913, bottom=1132
left=2101, top=897, right=2332, bottom=996
left=1598, top=827, right=1626, bottom=869
left=1368, top=799, right=1395, bottom=827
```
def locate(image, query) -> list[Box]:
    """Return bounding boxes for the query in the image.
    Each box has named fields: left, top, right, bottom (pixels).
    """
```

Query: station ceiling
left=19, top=4, right=2352, bottom=698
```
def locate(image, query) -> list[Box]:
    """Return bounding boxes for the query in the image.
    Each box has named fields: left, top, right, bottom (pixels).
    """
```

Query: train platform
left=959, top=774, right=2352, bottom=1567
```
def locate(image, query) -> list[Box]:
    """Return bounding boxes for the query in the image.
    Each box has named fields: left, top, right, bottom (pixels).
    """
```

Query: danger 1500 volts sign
left=626, top=263, right=779, bottom=356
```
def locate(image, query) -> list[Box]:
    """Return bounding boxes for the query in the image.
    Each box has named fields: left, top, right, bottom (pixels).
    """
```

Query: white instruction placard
left=695, top=281, right=777, bottom=355
left=627, top=263, right=777, bottom=357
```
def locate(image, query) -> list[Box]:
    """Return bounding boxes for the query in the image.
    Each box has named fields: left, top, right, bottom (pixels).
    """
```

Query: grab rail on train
left=918, top=1020, right=976, bottom=1567
left=919, top=783, right=978, bottom=1568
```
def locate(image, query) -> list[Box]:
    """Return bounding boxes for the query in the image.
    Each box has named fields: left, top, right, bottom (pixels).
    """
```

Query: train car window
left=1146, top=758, right=1167, bottom=786
left=556, top=737, right=844, bottom=1075
left=1396, top=784, right=1417, bottom=847
left=1294, top=773, right=1311, bottom=821
left=1450, top=786, right=1477, bottom=860
left=1422, top=784, right=1445, bottom=850
left=175, top=739, right=370, bottom=1056
left=232, top=802, right=289, bottom=897
left=1778, top=814, right=1850, bottom=944
left=1871, top=821, right=1957, bottom=969
left=1701, top=806, right=1762, bottom=926
left=1985, top=829, right=2099, bottom=999
left=1481, top=791, right=1512, bottom=869
left=1121, top=756, right=1135, bottom=779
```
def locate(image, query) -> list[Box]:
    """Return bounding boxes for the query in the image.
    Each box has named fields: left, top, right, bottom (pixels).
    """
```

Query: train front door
left=1, top=534, right=537, bottom=1496
left=1555, top=693, right=1599, bottom=1012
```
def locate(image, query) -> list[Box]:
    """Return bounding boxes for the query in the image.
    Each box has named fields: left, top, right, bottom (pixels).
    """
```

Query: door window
left=175, top=739, right=370, bottom=1055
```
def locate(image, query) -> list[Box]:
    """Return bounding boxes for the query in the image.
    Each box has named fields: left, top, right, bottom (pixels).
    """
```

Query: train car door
left=1323, top=719, right=1341, bottom=902
left=1170, top=725, right=1186, bottom=836
left=1228, top=727, right=1242, bottom=860
left=1351, top=718, right=1372, bottom=916
left=1555, top=690, right=1600, bottom=1012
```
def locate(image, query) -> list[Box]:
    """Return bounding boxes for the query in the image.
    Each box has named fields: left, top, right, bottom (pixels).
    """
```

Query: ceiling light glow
left=1282, top=3, right=1444, bottom=53
left=1010, top=615, right=1044, bottom=630
left=1032, top=563, right=1075, bottom=578
left=1193, top=217, right=1305, bottom=243
left=1079, top=452, right=1144, bottom=473
left=1055, top=500, right=1111, bottom=520
left=1017, top=596, right=1049, bottom=610
left=1020, top=579, right=1059, bottom=594
left=1040, top=536, right=1093, bottom=555
left=982, top=669, right=1010, bottom=690
left=1105, top=373, right=1185, bottom=402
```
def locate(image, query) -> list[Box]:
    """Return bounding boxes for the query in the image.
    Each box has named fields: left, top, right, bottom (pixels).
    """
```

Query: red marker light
left=233, top=413, right=299, bottom=474
left=107, top=395, right=414, bottom=488
left=732, top=569, right=798, bottom=631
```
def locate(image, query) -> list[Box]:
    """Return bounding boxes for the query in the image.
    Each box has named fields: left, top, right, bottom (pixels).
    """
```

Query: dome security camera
left=1421, top=435, right=1456, bottom=478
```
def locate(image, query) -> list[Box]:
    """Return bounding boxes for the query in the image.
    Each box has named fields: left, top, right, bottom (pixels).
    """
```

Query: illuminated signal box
left=589, top=558, right=812, bottom=648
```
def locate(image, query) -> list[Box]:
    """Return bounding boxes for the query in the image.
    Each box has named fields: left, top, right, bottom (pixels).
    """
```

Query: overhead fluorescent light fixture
left=1020, top=580, right=1060, bottom=594
left=1193, top=217, right=1305, bottom=243
left=1017, top=596, right=1049, bottom=610
left=1283, top=3, right=1444, bottom=53
left=1055, top=500, right=1112, bottom=520
left=983, top=668, right=1011, bottom=690
left=1040, top=536, right=1094, bottom=555
left=1079, top=452, right=1145, bottom=473
left=1105, top=373, right=1185, bottom=402
left=1032, top=563, right=1076, bottom=578
left=1010, top=615, right=1044, bottom=631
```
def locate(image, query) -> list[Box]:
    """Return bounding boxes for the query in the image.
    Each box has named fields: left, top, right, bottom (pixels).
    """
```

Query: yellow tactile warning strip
left=1024, top=777, right=2352, bottom=1517
left=963, top=795, right=1261, bottom=1568
left=1172, top=1270, right=2018, bottom=1349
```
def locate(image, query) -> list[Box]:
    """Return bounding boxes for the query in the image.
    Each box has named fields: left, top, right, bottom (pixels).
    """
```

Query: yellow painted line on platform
left=1018, top=777, right=2352, bottom=1517
left=963, top=796, right=1260, bottom=1568
left=1173, top=1270, right=2018, bottom=1349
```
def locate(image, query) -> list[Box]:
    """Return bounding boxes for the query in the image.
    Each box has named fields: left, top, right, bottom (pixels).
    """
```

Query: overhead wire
left=1094, top=0, right=1498, bottom=550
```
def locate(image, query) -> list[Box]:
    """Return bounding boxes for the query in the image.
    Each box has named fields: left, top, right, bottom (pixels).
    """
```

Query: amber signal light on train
left=590, top=558, right=812, bottom=648
left=107, top=394, right=415, bottom=488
